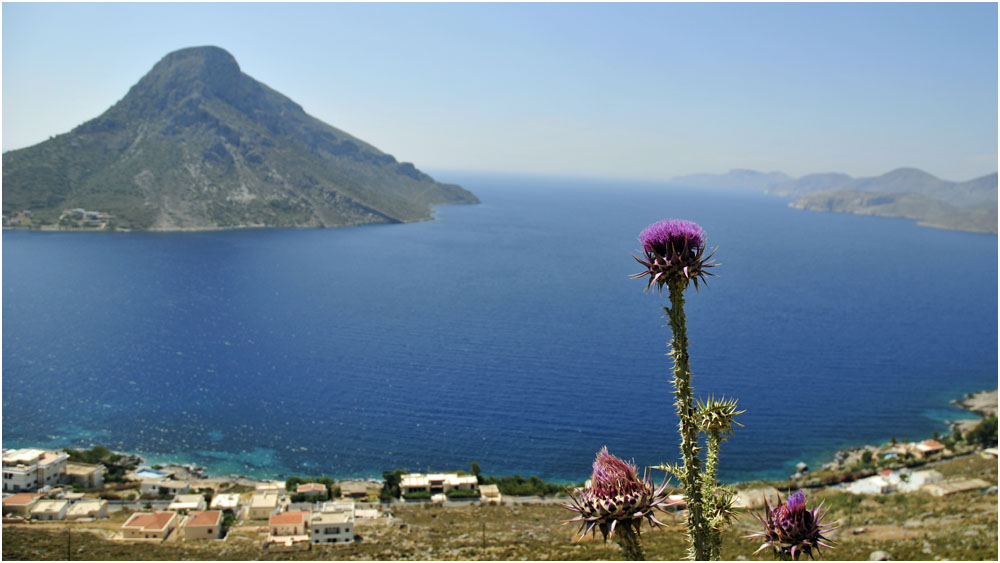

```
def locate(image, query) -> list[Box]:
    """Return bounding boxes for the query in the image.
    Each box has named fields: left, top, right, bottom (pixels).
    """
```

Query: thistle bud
left=747, top=490, right=837, bottom=560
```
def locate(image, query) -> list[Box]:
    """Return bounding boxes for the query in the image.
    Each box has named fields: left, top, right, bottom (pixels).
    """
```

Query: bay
left=2, top=172, right=996, bottom=483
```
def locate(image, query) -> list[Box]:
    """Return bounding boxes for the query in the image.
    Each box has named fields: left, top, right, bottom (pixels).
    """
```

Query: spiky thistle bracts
left=696, top=396, right=746, bottom=439
left=631, top=219, right=718, bottom=292
left=747, top=491, right=838, bottom=560
left=561, top=447, right=672, bottom=542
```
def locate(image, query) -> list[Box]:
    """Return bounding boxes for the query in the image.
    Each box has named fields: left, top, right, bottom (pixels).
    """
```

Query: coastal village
left=2, top=391, right=996, bottom=560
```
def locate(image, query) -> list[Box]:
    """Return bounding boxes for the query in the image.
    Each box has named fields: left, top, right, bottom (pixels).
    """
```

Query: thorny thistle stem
left=703, top=430, right=723, bottom=561
left=665, top=276, right=709, bottom=560
left=615, top=522, right=646, bottom=561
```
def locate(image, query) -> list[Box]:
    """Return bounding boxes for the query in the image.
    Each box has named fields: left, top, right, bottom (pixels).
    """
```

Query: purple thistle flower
left=561, top=447, right=673, bottom=542
left=638, top=219, right=706, bottom=256
left=747, top=490, right=838, bottom=560
left=630, top=219, right=718, bottom=292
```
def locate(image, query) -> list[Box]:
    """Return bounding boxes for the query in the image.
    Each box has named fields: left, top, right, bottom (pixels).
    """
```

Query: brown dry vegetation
left=3, top=456, right=996, bottom=561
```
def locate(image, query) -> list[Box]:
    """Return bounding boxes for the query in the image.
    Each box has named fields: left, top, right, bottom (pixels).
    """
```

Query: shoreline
left=5, top=389, right=995, bottom=490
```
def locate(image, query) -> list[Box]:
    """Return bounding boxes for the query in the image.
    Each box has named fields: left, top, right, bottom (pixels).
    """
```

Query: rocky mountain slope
left=2, top=46, right=478, bottom=231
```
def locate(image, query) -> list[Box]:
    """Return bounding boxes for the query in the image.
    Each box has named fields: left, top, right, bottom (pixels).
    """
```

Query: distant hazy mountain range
left=2, top=46, right=478, bottom=231
left=669, top=168, right=998, bottom=234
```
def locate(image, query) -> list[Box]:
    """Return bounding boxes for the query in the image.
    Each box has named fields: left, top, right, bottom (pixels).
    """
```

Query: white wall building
left=168, top=494, right=208, bottom=512
left=399, top=473, right=478, bottom=497
left=310, top=510, right=354, bottom=544
left=2, top=449, right=69, bottom=492
left=30, top=499, right=70, bottom=520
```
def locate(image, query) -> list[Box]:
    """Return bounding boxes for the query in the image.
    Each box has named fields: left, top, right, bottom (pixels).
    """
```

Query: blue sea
left=2, top=173, right=997, bottom=483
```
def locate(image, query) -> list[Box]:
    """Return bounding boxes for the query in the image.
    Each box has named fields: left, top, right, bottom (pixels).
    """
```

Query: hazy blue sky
left=3, top=2, right=997, bottom=181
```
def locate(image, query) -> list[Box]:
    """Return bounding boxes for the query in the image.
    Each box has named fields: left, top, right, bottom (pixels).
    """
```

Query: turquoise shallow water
left=3, top=173, right=996, bottom=482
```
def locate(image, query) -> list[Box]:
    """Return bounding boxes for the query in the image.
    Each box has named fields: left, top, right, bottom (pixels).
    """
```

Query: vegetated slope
left=2, top=46, right=478, bottom=231
left=669, top=167, right=997, bottom=234
left=784, top=169, right=997, bottom=234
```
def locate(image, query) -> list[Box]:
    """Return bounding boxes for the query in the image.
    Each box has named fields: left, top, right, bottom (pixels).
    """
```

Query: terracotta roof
left=186, top=510, right=222, bottom=527
left=297, top=483, right=326, bottom=493
left=3, top=493, right=40, bottom=506
left=269, top=511, right=308, bottom=526
left=123, top=512, right=175, bottom=531
left=922, top=439, right=945, bottom=449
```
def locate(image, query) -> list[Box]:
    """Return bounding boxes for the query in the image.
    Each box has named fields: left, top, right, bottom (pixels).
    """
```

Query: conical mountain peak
left=125, top=46, right=244, bottom=111
left=2, top=47, right=478, bottom=231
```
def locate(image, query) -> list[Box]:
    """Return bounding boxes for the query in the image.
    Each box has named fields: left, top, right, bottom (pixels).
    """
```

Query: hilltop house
left=266, top=511, right=311, bottom=550
left=310, top=510, right=354, bottom=544
left=180, top=510, right=223, bottom=540
left=140, top=479, right=190, bottom=496
left=339, top=481, right=369, bottom=499
left=399, top=473, right=478, bottom=497
left=121, top=512, right=178, bottom=541
left=2, top=493, right=42, bottom=516
left=2, top=448, right=69, bottom=492
left=248, top=491, right=280, bottom=520
left=30, top=499, right=70, bottom=521
left=209, top=493, right=241, bottom=512
left=479, top=484, right=502, bottom=504
left=168, top=494, right=207, bottom=512
left=915, top=439, right=946, bottom=459
left=296, top=483, right=328, bottom=499
left=65, top=500, right=109, bottom=520
left=65, top=462, right=105, bottom=489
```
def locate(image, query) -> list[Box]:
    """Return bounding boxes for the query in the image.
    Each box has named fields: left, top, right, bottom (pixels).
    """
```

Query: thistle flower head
left=561, top=447, right=672, bottom=541
left=747, top=490, right=837, bottom=560
left=696, top=396, right=746, bottom=438
left=630, top=219, right=717, bottom=292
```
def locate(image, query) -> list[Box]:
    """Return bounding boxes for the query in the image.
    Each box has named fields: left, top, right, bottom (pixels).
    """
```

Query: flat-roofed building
left=255, top=481, right=286, bottom=492
left=181, top=510, right=223, bottom=540
left=339, top=481, right=369, bottom=499
left=2, top=492, right=42, bottom=516
left=30, top=499, right=70, bottom=521
left=168, top=493, right=207, bottom=512
left=210, top=493, right=241, bottom=511
left=2, top=449, right=69, bottom=492
left=310, top=510, right=354, bottom=544
left=479, top=484, right=502, bottom=504
left=141, top=479, right=191, bottom=496
left=121, top=512, right=177, bottom=541
left=65, top=463, right=105, bottom=489
left=320, top=500, right=354, bottom=514
left=399, top=473, right=478, bottom=497
left=248, top=491, right=280, bottom=520
left=66, top=499, right=109, bottom=520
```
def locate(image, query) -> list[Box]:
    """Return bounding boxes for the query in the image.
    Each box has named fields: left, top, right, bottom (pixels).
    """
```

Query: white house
left=121, top=512, right=178, bottom=541
left=845, top=474, right=898, bottom=495
left=209, top=493, right=241, bottom=511
left=141, top=479, right=191, bottom=496
left=310, top=510, right=354, bottom=544
left=479, top=484, right=502, bottom=504
left=168, top=494, right=207, bottom=512
left=2, top=449, right=69, bottom=492
left=65, top=463, right=105, bottom=489
left=399, top=473, right=478, bottom=497
left=66, top=500, right=109, bottom=520
left=248, top=492, right=280, bottom=520
left=30, top=499, right=70, bottom=521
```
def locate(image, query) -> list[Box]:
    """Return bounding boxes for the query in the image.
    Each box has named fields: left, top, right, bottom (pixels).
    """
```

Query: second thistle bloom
left=748, top=490, right=837, bottom=560
left=631, top=218, right=717, bottom=291
left=561, top=447, right=671, bottom=541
